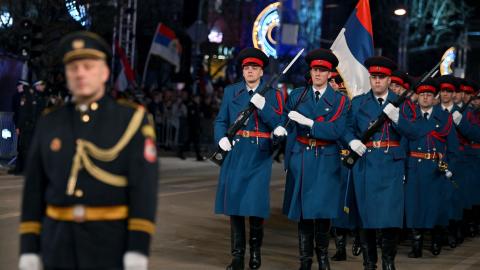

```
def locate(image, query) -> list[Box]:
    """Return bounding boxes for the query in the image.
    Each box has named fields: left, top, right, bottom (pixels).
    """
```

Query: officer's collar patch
left=50, top=138, right=62, bottom=152
left=144, top=138, right=157, bottom=163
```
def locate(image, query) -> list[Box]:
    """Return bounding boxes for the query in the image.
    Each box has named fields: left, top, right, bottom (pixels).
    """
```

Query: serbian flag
left=149, top=23, right=181, bottom=72
left=331, top=0, right=374, bottom=97
left=114, top=40, right=136, bottom=92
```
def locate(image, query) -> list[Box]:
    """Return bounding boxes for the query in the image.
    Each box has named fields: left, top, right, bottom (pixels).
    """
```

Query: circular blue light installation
left=0, top=10, right=13, bottom=28
left=65, top=0, right=90, bottom=27
left=252, top=2, right=280, bottom=58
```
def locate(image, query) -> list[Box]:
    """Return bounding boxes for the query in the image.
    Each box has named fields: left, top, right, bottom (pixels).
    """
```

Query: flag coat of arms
left=149, top=23, right=181, bottom=72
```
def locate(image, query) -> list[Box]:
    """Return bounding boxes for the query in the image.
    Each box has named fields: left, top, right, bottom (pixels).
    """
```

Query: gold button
left=90, top=102, right=99, bottom=111
left=81, top=114, right=90, bottom=122
left=74, top=189, right=83, bottom=197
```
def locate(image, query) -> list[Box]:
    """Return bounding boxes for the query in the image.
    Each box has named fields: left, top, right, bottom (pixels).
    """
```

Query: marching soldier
left=437, top=75, right=464, bottom=248
left=277, top=48, right=349, bottom=270
left=389, top=70, right=408, bottom=96
left=452, top=79, right=480, bottom=238
left=11, top=79, right=42, bottom=175
left=10, top=80, right=30, bottom=174
left=18, top=31, right=158, bottom=270
left=438, top=75, right=458, bottom=113
left=214, top=47, right=284, bottom=270
left=343, top=56, right=418, bottom=270
left=404, top=78, right=459, bottom=258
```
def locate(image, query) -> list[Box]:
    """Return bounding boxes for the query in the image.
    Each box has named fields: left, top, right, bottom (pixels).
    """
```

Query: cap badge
left=72, top=39, right=85, bottom=49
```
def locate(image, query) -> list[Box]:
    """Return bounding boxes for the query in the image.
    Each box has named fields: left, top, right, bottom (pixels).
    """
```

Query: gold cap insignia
left=72, top=39, right=85, bottom=49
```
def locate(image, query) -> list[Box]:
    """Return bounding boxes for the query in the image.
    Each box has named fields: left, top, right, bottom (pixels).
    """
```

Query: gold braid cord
left=66, top=107, right=145, bottom=195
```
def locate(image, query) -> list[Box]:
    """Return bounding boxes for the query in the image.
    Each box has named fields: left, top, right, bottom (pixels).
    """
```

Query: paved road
left=1, top=157, right=479, bottom=269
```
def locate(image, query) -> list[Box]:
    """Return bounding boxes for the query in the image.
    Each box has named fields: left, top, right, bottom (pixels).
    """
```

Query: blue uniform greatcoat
left=343, top=90, right=417, bottom=229
left=214, top=80, right=284, bottom=219
left=282, top=86, right=349, bottom=221
left=456, top=107, right=480, bottom=207
left=404, top=105, right=459, bottom=228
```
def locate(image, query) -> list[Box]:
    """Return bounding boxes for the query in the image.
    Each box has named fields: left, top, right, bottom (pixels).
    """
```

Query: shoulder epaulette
left=116, top=98, right=141, bottom=109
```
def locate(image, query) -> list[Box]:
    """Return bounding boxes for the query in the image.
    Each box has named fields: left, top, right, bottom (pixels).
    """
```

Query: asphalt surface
left=0, top=157, right=479, bottom=269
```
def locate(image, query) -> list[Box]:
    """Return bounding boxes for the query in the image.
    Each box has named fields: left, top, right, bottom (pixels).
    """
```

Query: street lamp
left=394, top=8, right=407, bottom=16
left=394, top=7, right=409, bottom=70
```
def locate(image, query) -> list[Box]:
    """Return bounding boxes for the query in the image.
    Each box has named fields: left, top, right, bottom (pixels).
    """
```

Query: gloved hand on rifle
left=273, top=126, right=288, bottom=137
left=219, top=137, right=232, bottom=151
left=288, top=111, right=314, bottom=128
left=250, top=93, right=266, bottom=110
left=452, top=111, right=463, bottom=126
left=349, top=139, right=367, bottom=156
left=383, top=103, right=399, bottom=124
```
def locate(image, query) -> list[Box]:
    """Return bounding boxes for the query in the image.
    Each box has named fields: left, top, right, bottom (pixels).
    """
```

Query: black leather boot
left=456, top=220, right=464, bottom=245
left=381, top=229, right=398, bottom=270
left=473, top=205, right=480, bottom=236
left=227, top=216, right=245, bottom=270
left=407, top=229, right=423, bottom=258
left=314, top=219, right=331, bottom=270
left=430, top=226, right=443, bottom=256
left=352, top=229, right=362, bottom=256
left=360, top=229, right=377, bottom=270
left=447, top=221, right=457, bottom=248
left=298, top=220, right=314, bottom=270
left=248, top=217, right=263, bottom=269
left=464, top=209, right=477, bottom=237
left=331, top=228, right=347, bottom=261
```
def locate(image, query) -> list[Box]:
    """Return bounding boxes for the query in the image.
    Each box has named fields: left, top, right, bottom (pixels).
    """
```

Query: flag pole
left=141, top=52, right=152, bottom=87
left=141, top=23, right=161, bottom=87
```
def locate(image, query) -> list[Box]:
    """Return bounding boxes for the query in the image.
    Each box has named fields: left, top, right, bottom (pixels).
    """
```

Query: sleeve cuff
left=127, top=230, right=152, bottom=256
left=20, top=234, right=41, bottom=254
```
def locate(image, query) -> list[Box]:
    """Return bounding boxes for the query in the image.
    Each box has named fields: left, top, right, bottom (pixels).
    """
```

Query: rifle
left=459, top=92, right=480, bottom=113
left=342, top=58, right=445, bottom=169
left=283, top=73, right=312, bottom=129
left=270, top=73, right=311, bottom=157
left=207, top=48, right=305, bottom=166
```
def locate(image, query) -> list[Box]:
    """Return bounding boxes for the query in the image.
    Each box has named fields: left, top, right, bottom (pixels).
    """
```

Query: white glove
left=452, top=111, right=463, bottom=125
left=19, top=254, right=43, bottom=270
left=273, top=126, right=288, bottom=137
left=250, top=93, right=266, bottom=110
left=383, top=103, right=400, bottom=124
left=219, top=137, right=232, bottom=151
left=124, top=251, right=148, bottom=270
left=349, top=139, right=367, bottom=157
left=288, top=111, right=314, bottom=128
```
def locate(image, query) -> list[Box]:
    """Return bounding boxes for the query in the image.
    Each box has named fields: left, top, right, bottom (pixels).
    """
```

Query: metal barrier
left=155, top=114, right=215, bottom=150
left=0, top=112, right=17, bottom=159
